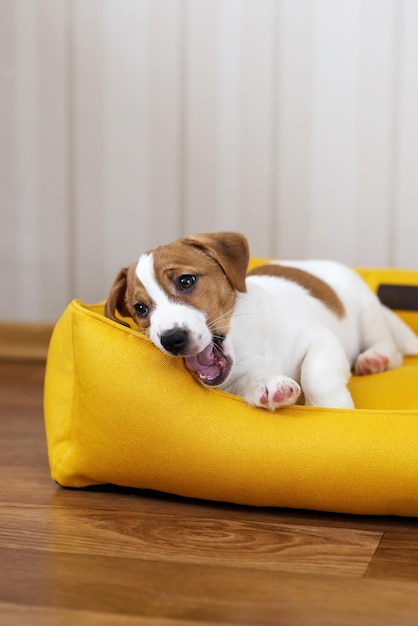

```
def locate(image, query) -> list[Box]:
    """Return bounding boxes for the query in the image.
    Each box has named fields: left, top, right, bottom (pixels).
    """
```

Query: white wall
left=1, top=0, right=418, bottom=322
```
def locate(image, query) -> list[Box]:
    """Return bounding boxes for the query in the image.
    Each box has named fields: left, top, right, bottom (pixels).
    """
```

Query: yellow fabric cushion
left=44, top=266, right=418, bottom=516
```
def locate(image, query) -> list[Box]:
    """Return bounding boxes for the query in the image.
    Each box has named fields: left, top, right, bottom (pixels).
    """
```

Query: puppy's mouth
left=183, top=337, right=232, bottom=387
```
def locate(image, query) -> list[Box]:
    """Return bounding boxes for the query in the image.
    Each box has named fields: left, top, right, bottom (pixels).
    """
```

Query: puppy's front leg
left=250, top=375, right=302, bottom=410
left=234, top=373, right=301, bottom=411
left=301, top=334, right=354, bottom=409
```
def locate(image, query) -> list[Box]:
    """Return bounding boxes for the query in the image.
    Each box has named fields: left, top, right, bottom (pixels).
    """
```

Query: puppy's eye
left=177, top=274, right=197, bottom=292
left=134, top=302, right=149, bottom=318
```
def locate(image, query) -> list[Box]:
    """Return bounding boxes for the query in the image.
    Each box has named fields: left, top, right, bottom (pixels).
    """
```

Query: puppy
left=105, top=232, right=418, bottom=410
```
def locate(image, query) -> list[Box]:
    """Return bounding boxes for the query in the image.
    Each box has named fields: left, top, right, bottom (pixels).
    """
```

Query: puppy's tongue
left=184, top=344, right=215, bottom=371
left=184, top=344, right=222, bottom=381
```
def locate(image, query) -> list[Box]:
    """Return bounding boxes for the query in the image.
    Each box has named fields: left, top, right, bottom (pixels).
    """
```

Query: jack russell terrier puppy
left=105, top=232, right=418, bottom=410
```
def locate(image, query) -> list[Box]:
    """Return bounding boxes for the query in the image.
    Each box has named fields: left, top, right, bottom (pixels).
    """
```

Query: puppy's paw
left=354, top=350, right=389, bottom=375
left=246, top=376, right=301, bottom=411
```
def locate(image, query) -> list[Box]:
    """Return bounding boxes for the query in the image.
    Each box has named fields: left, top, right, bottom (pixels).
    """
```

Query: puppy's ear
left=185, top=232, right=249, bottom=292
left=104, top=267, right=132, bottom=327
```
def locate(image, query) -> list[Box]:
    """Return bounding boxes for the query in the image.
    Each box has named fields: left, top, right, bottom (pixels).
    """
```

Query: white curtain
left=1, top=0, right=417, bottom=321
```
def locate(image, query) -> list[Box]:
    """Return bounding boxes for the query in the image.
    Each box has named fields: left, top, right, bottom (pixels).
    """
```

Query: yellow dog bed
left=44, top=265, right=418, bottom=516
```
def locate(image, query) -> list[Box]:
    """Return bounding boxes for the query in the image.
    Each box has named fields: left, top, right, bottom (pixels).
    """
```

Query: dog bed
left=44, top=264, right=418, bottom=516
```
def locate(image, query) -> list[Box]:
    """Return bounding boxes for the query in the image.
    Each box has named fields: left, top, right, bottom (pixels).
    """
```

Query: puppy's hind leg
left=301, top=334, right=354, bottom=409
left=354, top=296, right=403, bottom=376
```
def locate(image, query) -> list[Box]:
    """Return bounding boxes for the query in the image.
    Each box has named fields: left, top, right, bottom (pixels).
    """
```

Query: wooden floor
left=1, top=361, right=418, bottom=626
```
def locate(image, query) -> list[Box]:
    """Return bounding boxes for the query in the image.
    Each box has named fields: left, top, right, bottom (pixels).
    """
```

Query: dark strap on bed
left=377, top=284, right=418, bottom=311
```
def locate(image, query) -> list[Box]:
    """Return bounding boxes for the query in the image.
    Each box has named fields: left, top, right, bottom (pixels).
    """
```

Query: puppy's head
left=105, top=232, right=249, bottom=387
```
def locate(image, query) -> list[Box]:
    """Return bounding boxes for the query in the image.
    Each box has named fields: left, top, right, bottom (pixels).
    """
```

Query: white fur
left=139, top=256, right=418, bottom=410
left=221, top=261, right=418, bottom=409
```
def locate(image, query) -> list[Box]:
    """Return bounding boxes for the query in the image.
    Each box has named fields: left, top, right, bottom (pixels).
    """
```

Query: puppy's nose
left=160, top=328, right=189, bottom=355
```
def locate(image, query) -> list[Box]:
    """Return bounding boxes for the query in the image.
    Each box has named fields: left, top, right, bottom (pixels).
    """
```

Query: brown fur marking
left=247, top=263, right=345, bottom=318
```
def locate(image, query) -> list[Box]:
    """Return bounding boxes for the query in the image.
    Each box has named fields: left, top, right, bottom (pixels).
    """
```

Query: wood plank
left=2, top=547, right=418, bottom=626
left=366, top=530, right=418, bottom=581
left=0, top=361, right=47, bottom=389
left=45, top=486, right=418, bottom=536
left=0, top=506, right=381, bottom=577
left=0, top=324, right=53, bottom=361
left=0, top=603, right=206, bottom=626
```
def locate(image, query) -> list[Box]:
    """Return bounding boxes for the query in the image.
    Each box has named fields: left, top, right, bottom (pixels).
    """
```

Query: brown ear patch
left=247, top=264, right=346, bottom=319
left=104, top=264, right=138, bottom=327
left=184, top=232, right=249, bottom=293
